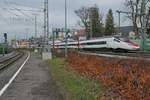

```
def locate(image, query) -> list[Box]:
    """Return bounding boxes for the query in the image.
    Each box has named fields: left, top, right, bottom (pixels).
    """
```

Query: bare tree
left=146, top=7, right=150, bottom=35
left=75, top=7, right=90, bottom=39
left=125, top=0, right=150, bottom=36
left=125, top=0, right=140, bottom=35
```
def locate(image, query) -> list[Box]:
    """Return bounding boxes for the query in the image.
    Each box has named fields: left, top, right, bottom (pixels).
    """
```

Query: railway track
left=100, top=51, right=150, bottom=57
left=0, top=51, right=24, bottom=70
left=79, top=50, right=150, bottom=60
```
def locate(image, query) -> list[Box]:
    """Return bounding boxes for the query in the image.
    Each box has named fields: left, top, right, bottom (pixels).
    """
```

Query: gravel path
left=0, top=52, right=63, bottom=100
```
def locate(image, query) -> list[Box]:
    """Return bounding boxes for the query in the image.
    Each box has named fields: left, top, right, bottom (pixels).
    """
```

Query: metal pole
left=65, top=0, right=68, bottom=57
left=118, top=12, right=120, bottom=33
left=35, top=16, right=37, bottom=38
left=2, top=45, right=5, bottom=56
left=43, top=0, right=50, bottom=52
left=43, top=0, right=46, bottom=52
left=44, top=0, right=46, bottom=38
left=25, top=28, right=29, bottom=40
left=116, top=10, right=121, bottom=33
left=141, top=0, right=147, bottom=51
left=46, top=0, right=49, bottom=39
left=52, top=28, right=55, bottom=50
left=41, top=0, right=52, bottom=60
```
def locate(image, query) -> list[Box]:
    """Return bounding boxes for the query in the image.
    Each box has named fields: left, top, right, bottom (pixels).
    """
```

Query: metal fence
left=132, top=39, right=150, bottom=51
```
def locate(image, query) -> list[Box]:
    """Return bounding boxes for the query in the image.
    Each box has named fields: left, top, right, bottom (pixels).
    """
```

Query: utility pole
left=65, top=0, right=68, bottom=57
left=52, top=28, right=55, bottom=50
left=47, top=2, right=49, bottom=39
left=44, top=0, right=46, bottom=41
left=42, top=0, right=52, bottom=60
left=25, top=28, right=29, bottom=40
left=116, top=10, right=121, bottom=33
left=141, top=0, right=147, bottom=51
left=43, top=0, right=49, bottom=50
left=35, top=16, right=37, bottom=38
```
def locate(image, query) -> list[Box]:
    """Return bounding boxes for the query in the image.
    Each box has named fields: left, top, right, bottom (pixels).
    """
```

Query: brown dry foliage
left=66, top=52, right=150, bottom=100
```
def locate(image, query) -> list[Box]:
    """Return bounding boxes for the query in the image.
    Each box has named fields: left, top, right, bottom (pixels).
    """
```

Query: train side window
left=86, top=41, right=106, bottom=45
left=114, top=39, right=120, bottom=42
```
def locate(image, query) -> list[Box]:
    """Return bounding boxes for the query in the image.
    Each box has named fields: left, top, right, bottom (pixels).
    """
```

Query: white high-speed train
left=51, top=36, right=140, bottom=51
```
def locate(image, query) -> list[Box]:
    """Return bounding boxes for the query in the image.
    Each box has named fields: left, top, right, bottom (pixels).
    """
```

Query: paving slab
left=0, top=52, right=63, bottom=100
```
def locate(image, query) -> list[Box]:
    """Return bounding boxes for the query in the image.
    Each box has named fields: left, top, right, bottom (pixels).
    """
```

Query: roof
left=115, top=26, right=134, bottom=34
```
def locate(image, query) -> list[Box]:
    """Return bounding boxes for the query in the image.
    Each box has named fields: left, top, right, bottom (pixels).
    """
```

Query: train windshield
left=114, top=36, right=129, bottom=42
left=114, top=36, right=139, bottom=47
left=119, top=38, right=130, bottom=42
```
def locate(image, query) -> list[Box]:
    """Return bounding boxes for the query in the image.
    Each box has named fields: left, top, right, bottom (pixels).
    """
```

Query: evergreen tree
left=105, top=9, right=115, bottom=36
left=89, top=5, right=103, bottom=38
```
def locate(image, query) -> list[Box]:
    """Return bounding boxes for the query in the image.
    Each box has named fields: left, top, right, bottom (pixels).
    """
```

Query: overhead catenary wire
left=4, top=1, right=34, bottom=20
left=4, top=0, right=40, bottom=19
left=1, top=8, right=19, bottom=17
left=0, top=0, right=44, bottom=38
left=1, top=7, right=44, bottom=27
left=0, top=7, right=33, bottom=26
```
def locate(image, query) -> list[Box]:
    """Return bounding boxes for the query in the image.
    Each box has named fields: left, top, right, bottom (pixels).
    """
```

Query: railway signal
left=2, top=33, right=8, bottom=56
left=4, top=33, right=7, bottom=43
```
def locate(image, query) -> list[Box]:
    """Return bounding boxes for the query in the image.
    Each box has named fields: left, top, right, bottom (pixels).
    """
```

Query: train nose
left=132, top=45, right=140, bottom=50
left=127, top=41, right=140, bottom=50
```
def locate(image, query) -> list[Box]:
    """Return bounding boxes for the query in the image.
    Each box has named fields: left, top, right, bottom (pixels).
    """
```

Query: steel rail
left=0, top=51, right=24, bottom=70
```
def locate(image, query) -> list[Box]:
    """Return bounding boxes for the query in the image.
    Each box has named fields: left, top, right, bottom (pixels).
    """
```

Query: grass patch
left=49, top=58, right=102, bottom=100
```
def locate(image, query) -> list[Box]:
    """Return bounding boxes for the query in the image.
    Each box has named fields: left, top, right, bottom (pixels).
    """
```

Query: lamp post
left=65, top=0, right=68, bottom=57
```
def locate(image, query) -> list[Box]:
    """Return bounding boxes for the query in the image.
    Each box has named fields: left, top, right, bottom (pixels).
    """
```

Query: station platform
left=0, top=52, right=62, bottom=100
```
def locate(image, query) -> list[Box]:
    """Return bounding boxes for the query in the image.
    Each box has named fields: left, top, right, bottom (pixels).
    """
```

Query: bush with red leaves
left=67, top=52, right=150, bottom=100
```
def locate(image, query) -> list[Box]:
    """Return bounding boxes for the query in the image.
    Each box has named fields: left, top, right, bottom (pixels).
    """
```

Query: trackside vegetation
left=49, top=58, right=102, bottom=100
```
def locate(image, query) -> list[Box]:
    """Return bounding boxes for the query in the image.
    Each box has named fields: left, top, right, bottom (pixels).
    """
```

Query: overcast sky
left=0, top=0, right=131, bottom=42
